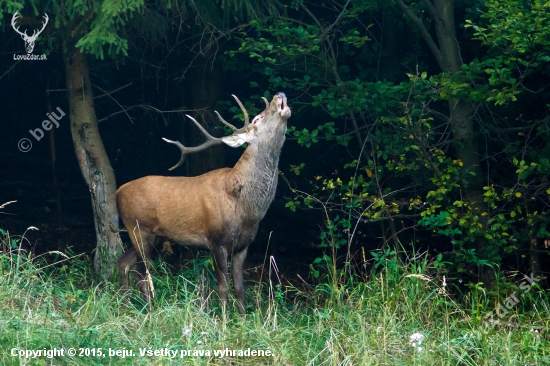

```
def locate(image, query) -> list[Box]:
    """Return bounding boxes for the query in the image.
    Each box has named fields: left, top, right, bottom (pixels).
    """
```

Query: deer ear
left=221, top=132, right=252, bottom=147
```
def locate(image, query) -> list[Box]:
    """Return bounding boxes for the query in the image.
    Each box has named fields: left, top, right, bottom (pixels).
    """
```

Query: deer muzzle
left=275, top=92, right=291, bottom=118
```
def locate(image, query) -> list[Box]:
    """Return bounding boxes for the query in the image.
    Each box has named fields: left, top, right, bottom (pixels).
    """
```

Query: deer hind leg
left=231, top=247, right=249, bottom=314
left=212, top=246, right=229, bottom=311
left=136, top=239, right=154, bottom=305
left=118, top=247, right=137, bottom=301
left=127, top=226, right=156, bottom=306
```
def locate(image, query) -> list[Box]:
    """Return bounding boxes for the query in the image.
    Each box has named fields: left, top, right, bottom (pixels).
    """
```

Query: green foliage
left=288, top=122, right=337, bottom=147
left=0, top=0, right=147, bottom=59
left=320, top=215, right=349, bottom=249
left=371, top=247, right=397, bottom=271
left=224, top=0, right=550, bottom=285
left=465, top=0, right=550, bottom=104
left=75, top=0, right=144, bottom=59
left=229, top=19, right=322, bottom=64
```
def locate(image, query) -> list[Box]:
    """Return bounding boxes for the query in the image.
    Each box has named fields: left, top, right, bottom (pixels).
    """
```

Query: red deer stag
left=117, top=92, right=290, bottom=313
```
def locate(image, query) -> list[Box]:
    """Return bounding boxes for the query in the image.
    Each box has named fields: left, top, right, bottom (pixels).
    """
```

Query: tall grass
left=0, top=229, right=548, bottom=365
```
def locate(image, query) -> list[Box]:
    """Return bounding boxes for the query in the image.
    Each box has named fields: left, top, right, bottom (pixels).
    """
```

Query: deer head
left=117, top=93, right=291, bottom=313
left=11, top=11, right=49, bottom=54
left=163, top=93, right=290, bottom=169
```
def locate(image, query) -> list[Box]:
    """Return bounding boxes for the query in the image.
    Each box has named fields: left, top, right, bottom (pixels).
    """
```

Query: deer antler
left=11, top=12, right=25, bottom=37
left=32, top=13, right=49, bottom=38
left=213, top=95, right=249, bottom=132
left=162, top=115, right=223, bottom=171
left=164, top=95, right=251, bottom=171
left=11, top=12, right=48, bottom=39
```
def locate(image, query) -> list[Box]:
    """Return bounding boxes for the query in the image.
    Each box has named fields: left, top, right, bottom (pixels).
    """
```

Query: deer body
left=117, top=93, right=290, bottom=313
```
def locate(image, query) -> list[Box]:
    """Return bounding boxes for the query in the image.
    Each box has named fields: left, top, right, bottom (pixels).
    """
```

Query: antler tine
left=30, top=13, right=48, bottom=38
left=261, top=97, right=269, bottom=109
left=162, top=139, right=187, bottom=171
left=214, top=110, right=238, bottom=131
left=11, top=12, right=24, bottom=36
left=11, top=11, right=19, bottom=24
left=162, top=114, right=223, bottom=171
left=39, top=13, right=48, bottom=32
left=214, top=95, right=251, bottom=133
left=231, top=94, right=249, bottom=130
left=185, top=114, right=220, bottom=141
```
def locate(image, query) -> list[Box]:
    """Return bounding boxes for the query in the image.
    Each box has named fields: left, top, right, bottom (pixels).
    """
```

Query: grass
left=0, top=229, right=549, bottom=365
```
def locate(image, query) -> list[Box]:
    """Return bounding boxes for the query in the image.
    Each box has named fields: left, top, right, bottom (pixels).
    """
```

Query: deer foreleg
left=212, top=246, right=229, bottom=311
left=231, top=247, right=248, bottom=314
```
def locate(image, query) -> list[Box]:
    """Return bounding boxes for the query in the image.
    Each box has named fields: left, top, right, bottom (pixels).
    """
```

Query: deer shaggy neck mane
left=228, top=107, right=288, bottom=222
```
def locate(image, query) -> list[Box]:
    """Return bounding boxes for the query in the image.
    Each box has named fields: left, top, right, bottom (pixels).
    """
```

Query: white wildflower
left=182, top=325, right=193, bottom=337
left=439, top=275, right=447, bottom=294
left=410, top=333, right=424, bottom=352
left=410, top=332, right=424, bottom=343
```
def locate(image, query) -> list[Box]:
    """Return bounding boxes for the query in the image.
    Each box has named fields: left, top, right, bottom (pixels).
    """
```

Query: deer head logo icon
left=11, top=11, right=48, bottom=54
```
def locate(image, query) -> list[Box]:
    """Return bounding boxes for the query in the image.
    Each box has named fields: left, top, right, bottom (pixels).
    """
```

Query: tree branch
left=393, top=0, right=445, bottom=70
left=93, top=84, right=134, bottom=124
left=94, top=82, right=132, bottom=99
left=0, top=61, right=20, bottom=81
left=421, top=0, right=438, bottom=22
left=327, top=0, right=352, bottom=33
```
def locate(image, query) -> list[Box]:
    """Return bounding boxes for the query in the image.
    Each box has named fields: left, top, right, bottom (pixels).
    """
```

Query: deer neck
left=228, top=128, right=286, bottom=221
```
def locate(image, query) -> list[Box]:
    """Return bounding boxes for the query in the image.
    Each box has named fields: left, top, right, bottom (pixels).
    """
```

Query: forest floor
left=0, top=229, right=549, bottom=365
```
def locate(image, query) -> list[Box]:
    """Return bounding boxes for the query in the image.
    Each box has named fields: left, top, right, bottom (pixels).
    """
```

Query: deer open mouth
left=276, top=92, right=290, bottom=117
left=277, top=93, right=286, bottom=110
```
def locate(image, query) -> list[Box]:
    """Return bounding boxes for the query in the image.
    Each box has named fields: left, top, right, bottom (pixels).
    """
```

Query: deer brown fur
left=117, top=93, right=290, bottom=313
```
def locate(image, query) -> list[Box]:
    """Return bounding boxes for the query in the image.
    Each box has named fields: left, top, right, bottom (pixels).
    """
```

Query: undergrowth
left=0, top=228, right=548, bottom=365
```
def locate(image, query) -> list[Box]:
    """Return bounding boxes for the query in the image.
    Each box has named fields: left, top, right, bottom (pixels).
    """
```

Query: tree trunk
left=431, top=0, right=485, bottom=202
left=449, top=98, right=484, bottom=202
left=430, top=2, right=490, bottom=283
left=46, top=89, right=64, bottom=230
left=396, top=0, right=486, bottom=202
left=187, top=56, right=225, bottom=176
left=396, top=0, right=493, bottom=283
left=65, top=49, right=121, bottom=279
